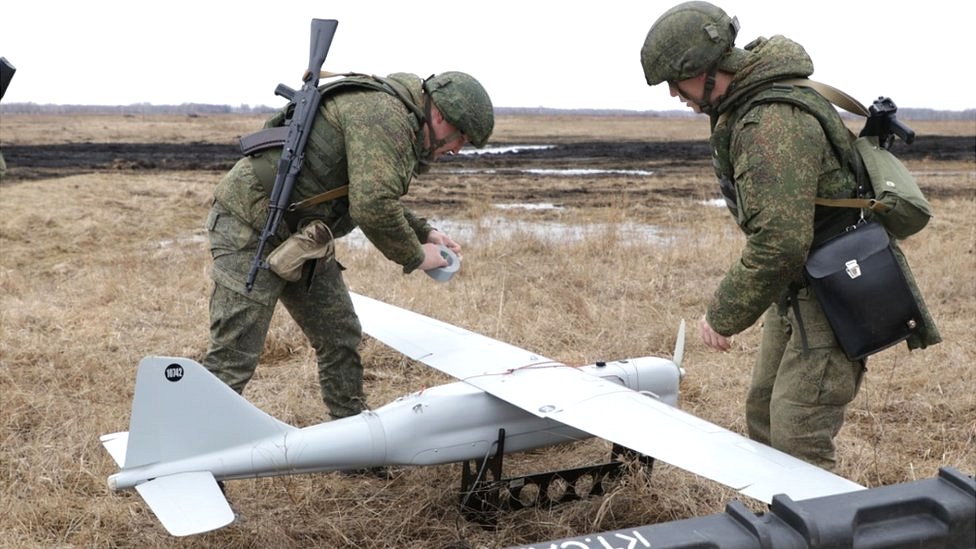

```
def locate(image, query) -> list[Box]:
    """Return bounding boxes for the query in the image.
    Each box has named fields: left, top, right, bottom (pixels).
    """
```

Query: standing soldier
left=639, top=2, right=939, bottom=469
left=204, top=71, right=493, bottom=423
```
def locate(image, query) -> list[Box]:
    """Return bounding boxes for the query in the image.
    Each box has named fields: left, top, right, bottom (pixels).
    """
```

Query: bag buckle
left=845, top=259, right=862, bottom=279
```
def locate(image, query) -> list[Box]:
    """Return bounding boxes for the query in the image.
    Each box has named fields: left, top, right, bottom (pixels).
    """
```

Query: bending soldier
left=204, top=71, right=493, bottom=421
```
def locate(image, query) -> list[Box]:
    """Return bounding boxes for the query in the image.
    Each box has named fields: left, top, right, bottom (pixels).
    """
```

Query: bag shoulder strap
left=777, top=78, right=870, bottom=117
left=815, top=196, right=887, bottom=213
left=775, top=78, right=881, bottom=212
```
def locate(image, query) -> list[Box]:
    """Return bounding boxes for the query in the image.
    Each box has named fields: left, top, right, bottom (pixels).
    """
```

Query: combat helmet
left=640, top=1, right=739, bottom=86
left=424, top=71, right=494, bottom=148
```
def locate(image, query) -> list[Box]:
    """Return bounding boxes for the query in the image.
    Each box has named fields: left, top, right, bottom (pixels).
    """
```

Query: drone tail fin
left=109, top=356, right=294, bottom=469
left=100, top=356, right=295, bottom=535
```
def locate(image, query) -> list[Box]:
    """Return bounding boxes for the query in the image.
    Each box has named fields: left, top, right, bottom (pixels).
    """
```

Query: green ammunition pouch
left=266, top=219, right=334, bottom=282
left=804, top=221, right=923, bottom=360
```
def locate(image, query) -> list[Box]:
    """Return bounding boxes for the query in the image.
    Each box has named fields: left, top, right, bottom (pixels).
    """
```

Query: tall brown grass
left=1, top=114, right=973, bottom=548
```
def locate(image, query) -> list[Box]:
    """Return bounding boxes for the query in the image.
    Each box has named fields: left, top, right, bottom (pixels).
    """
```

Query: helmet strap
left=416, top=93, right=436, bottom=167
left=697, top=67, right=719, bottom=114
left=422, top=94, right=463, bottom=155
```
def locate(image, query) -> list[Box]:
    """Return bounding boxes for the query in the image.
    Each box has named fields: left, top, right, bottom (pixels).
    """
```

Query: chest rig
left=710, top=82, right=864, bottom=247
left=238, top=74, right=426, bottom=233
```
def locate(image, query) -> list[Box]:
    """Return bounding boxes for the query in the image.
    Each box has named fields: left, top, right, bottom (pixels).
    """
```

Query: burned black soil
left=2, top=135, right=972, bottom=183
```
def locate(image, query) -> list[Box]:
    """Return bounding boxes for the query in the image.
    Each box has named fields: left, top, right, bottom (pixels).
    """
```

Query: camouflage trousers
left=746, top=287, right=865, bottom=471
left=202, top=202, right=366, bottom=419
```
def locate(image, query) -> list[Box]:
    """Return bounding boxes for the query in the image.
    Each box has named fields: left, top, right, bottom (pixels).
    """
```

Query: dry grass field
left=1, top=112, right=974, bottom=548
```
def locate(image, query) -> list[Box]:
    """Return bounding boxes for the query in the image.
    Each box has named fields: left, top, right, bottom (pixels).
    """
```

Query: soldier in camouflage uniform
left=204, top=71, right=493, bottom=420
left=640, top=2, right=939, bottom=469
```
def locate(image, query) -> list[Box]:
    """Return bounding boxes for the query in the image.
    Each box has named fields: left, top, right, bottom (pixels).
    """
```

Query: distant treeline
left=0, top=103, right=276, bottom=116
left=1, top=102, right=973, bottom=121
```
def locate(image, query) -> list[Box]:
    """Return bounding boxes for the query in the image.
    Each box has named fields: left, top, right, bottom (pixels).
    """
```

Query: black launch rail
left=507, top=466, right=975, bottom=549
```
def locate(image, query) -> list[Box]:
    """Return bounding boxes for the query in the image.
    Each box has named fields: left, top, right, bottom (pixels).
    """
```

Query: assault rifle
left=245, top=18, right=339, bottom=292
left=859, top=96, right=915, bottom=150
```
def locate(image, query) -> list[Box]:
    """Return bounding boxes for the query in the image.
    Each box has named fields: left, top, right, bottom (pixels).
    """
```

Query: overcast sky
left=2, top=1, right=973, bottom=112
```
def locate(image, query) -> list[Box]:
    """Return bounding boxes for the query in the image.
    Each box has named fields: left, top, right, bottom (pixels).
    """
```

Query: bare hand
left=418, top=243, right=450, bottom=271
left=426, top=230, right=462, bottom=259
left=699, top=315, right=733, bottom=352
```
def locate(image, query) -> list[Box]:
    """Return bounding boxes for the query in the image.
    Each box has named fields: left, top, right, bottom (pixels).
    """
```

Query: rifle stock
left=307, top=19, right=338, bottom=79
left=245, top=19, right=338, bottom=292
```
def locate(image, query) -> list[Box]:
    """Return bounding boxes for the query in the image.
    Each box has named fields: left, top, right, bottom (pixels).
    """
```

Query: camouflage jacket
left=705, top=36, right=940, bottom=350
left=213, top=73, right=434, bottom=273
left=704, top=36, right=854, bottom=336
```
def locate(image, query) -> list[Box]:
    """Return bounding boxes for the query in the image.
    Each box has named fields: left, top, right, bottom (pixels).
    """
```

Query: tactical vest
left=240, top=74, right=426, bottom=233
left=710, top=83, right=864, bottom=247
left=242, top=73, right=425, bottom=169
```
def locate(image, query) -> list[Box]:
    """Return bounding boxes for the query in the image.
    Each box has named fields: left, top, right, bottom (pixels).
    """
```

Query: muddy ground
left=3, top=134, right=972, bottom=181
left=4, top=135, right=973, bottom=225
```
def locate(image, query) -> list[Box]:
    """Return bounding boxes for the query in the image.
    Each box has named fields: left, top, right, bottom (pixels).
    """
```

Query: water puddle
left=443, top=167, right=654, bottom=177
left=156, top=233, right=207, bottom=248
left=452, top=144, right=653, bottom=177
left=700, top=198, right=726, bottom=208
left=458, top=144, right=555, bottom=155
left=338, top=216, right=669, bottom=249
left=493, top=203, right=564, bottom=211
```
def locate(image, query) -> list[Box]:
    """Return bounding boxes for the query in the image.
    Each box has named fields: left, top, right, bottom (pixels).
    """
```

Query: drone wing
left=350, top=292, right=864, bottom=503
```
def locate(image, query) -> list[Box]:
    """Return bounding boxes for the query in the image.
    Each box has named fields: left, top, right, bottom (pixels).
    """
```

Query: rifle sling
left=288, top=185, right=349, bottom=211
left=246, top=151, right=349, bottom=224
left=249, top=155, right=349, bottom=213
